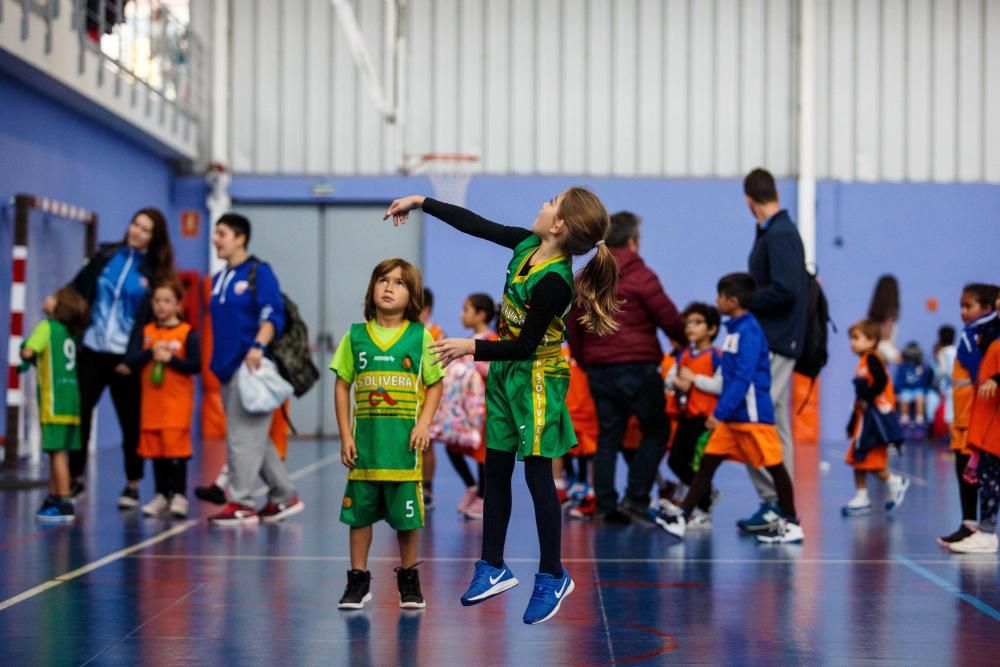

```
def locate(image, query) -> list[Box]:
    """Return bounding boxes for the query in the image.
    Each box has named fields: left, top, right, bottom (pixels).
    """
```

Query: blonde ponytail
left=575, top=243, right=621, bottom=335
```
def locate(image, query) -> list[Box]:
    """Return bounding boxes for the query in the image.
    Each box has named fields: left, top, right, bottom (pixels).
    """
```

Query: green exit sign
left=311, top=182, right=334, bottom=196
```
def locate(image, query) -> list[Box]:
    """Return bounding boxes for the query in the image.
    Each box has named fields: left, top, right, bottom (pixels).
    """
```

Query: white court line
left=130, top=554, right=993, bottom=566
left=0, top=453, right=341, bottom=613
left=592, top=560, right=616, bottom=664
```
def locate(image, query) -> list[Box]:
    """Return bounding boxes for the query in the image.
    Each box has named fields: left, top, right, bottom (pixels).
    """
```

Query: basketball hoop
left=405, top=153, right=479, bottom=207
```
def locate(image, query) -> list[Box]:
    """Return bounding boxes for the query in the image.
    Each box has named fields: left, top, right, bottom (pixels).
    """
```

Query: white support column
left=797, top=0, right=817, bottom=270
left=207, top=0, right=230, bottom=276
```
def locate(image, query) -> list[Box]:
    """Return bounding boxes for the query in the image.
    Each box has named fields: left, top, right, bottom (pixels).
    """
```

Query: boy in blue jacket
left=655, top=273, right=804, bottom=544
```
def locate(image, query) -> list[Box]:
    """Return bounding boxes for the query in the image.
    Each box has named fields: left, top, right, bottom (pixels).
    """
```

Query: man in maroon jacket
left=568, top=212, right=687, bottom=523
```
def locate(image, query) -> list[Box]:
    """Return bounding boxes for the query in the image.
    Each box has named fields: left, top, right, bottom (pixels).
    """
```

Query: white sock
left=214, top=463, right=230, bottom=488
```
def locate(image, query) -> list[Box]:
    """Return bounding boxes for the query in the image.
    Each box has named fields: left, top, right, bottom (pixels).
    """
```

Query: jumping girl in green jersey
left=385, top=188, right=619, bottom=625
left=330, top=258, right=444, bottom=610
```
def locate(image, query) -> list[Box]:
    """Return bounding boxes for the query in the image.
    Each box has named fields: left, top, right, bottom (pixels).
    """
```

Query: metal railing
left=3, top=0, right=205, bottom=141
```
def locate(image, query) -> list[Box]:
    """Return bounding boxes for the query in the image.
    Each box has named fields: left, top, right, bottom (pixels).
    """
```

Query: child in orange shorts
left=654, top=273, right=803, bottom=544
left=125, top=280, right=200, bottom=518
left=841, top=320, right=909, bottom=516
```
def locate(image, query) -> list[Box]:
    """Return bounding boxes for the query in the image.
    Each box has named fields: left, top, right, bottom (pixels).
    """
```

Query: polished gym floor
left=1, top=437, right=998, bottom=665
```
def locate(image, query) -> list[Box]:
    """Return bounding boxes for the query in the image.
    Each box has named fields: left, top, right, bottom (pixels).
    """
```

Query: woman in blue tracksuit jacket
left=68, top=208, right=175, bottom=508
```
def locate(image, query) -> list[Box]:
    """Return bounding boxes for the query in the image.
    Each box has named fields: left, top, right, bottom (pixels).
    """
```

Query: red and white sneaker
left=208, top=502, right=260, bottom=526
left=569, top=494, right=596, bottom=519
left=259, top=496, right=305, bottom=523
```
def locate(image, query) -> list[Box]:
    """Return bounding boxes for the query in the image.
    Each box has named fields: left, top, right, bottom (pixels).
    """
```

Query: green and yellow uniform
left=330, top=321, right=444, bottom=530
left=21, top=319, right=82, bottom=452
left=489, top=236, right=577, bottom=459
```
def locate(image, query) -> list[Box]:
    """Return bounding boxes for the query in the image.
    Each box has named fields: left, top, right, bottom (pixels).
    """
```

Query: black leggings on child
left=482, top=449, right=562, bottom=577
left=667, top=417, right=714, bottom=511
left=955, top=452, right=979, bottom=522
left=683, top=453, right=797, bottom=520
left=152, top=458, right=188, bottom=496
left=446, top=449, right=485, bottom=497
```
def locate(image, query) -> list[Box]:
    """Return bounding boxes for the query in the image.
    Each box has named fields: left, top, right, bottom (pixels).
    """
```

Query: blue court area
left=1, top=438, right=999, bottom=665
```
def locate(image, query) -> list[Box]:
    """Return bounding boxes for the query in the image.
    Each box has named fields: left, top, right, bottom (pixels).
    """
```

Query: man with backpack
left=738, top=168, right=810, bottom=533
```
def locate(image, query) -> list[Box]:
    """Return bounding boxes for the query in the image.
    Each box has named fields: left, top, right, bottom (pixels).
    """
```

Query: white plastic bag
left=238, top=358, right=294, bottom=414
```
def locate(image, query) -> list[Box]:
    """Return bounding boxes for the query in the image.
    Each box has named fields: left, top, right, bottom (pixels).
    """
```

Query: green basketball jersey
left=348, top=321, right=426, bottom=481
left=24, top=319, right=80, bottom=425
left=497, top=235, right=575, bottom=359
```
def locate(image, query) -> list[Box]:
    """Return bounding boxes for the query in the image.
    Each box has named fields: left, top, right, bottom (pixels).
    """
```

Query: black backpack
left=247, top=259, right=320, bottom=398
left=794, top=267, right=835, bottom=380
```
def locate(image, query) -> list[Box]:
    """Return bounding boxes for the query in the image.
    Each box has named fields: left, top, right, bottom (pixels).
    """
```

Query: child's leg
left=481, top=448, right=516, bottom=568
left=561, top=453, right=576, bottom=481
left=152, top=459, right=170, bottom=497
left=855, top=469, right=870, bottom=490
left=578, top=455, right=591, bottom=485
left=667, top=418, right=702, bottom=487
left=476, top=463, right=486, bottom=498
left=397, top=529, right=419, bottom=569
left=350, top=526, right=374, bottom=571
left=524, top=456, right=562, bottom=577
left=446, top=448, right=476, bottom=487
left=765, top=463, right=797, bottom=520
left=552, top=456, right=565, bottom=482
left=681, top=454, right=725, bottom=516
left=956, top=453, right=979, bottom=523
left=171, top=459, right=189, bottom=497
left=873, top=468, right=890, bottom=483
left=423, top=447, right=436, bottom=496
left=977, top=452, right=1000, bottom=535
left=915, top=394, right=926, bottom=423
left=50, top=451, right=70, bottom=497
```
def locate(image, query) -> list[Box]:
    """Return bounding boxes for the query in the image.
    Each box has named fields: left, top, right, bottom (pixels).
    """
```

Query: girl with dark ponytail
left=384, top=186, right=617, bottom=625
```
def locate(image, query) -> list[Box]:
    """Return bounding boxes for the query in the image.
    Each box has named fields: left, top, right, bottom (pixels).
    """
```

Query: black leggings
left=447, top=449, right=485, bottom=497
left=667, top=417, right=714, bottom=511
left=152, top=458, right=189, bottom=496
left=955, top=452, right=980, bottom=522
left=70, top=347, right=143, bottom=481
left=684, top=453, right=797, bottom=521
left=482, top=449, right=562, bottom=577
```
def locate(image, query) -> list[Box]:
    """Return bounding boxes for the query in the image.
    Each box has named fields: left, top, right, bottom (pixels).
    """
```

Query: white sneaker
left=687, top=508, right=713, bottom=530
left=842, top=492, right=872, bottom=516
left=142, top=493, right=170, bottom=517
left=169, top=494, right=190, bottom=518
left=885, top=475, right=911, bottom=511
left=948, top=530, right=999, bottom=554
left=757, top=519, right=805, bottom=544
left=653, top=499, right=686, bottom=539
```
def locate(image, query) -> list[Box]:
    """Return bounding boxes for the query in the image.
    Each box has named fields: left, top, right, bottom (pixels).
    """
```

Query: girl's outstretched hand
left=429, top=338, right=475, bottom=368
left=384, top=195, right=426, bottom=226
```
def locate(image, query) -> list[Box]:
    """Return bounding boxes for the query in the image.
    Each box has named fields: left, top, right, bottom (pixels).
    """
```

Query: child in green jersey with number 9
left=19, top=287, right=90, bottom=523
left=330, top=258, right=444, bottom=610
left=385, top=188, right=619, bottom=625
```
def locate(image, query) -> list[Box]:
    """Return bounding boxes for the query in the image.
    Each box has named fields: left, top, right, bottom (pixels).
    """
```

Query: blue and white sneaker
left=885, top=475, right=911, bottom=512
left=36, top=498, right=75, bottom=524
left=523, top=569, right=575, bottom=625
left=737, top=501, right=782, bottom=533
left=460, top=560, right=519, bottom=606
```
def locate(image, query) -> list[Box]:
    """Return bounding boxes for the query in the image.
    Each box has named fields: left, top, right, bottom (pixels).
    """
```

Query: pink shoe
left=457, top=487, right=478, bottom=514
left=464, top=495, right=485, bottom=520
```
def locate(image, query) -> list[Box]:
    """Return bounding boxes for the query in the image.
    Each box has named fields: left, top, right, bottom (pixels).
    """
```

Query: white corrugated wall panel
left=223, top=0, right=998, bottom=181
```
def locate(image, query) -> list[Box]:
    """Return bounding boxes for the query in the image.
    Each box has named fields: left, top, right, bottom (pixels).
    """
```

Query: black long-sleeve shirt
left=124, top=324, right=201, bottom=375
left=421, top=198, right=572, bottom=362
left=853, top=353, right=888, bottom=402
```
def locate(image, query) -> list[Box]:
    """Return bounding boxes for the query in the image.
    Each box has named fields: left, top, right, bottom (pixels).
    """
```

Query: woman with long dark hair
left=68, top=208, right=176, bottom=508
left=867, top=274, right=901, bottom=365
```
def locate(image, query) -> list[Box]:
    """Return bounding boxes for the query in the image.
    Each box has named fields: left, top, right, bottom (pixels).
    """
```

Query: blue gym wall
left=0, top=70, right=209, bottom=446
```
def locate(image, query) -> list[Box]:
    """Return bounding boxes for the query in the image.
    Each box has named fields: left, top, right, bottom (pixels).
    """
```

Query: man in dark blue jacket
left=738, top=168, right=808, bottom=533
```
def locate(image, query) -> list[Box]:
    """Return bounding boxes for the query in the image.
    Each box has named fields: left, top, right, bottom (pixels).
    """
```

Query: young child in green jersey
left=19, top=288, right=90, bottom=523
left=385, top=188, right=619, bottom=625
left=330, top=258, right=444, bottom=610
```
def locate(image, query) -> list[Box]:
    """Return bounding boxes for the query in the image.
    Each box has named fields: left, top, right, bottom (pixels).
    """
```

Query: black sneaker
left=938, top=524, right=976, bottom=546
left=195, top=483, right=227, bottom=505
left=338, top=570, right=373, bottom=609
left=396, top=566, right=426, bottom=609
left=597, top=509, right=632, bottom=525
left=70, top=480, right=86, bottom=499
left=118, top=486, right=140, bottom=509
left=620, top=497, right=653, bottom=523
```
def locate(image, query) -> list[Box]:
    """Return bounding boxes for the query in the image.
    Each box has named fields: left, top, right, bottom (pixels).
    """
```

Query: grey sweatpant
left=746, top=352, right=796, bottom=503
left=222, top=380, right=297, bottom=507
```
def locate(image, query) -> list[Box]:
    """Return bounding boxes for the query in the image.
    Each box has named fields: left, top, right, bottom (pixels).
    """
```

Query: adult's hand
left=114, top=363, right=131, bottom=376
left=383, top=196, right=426, bottom=226
left=245, top=346, right=264, bottom=371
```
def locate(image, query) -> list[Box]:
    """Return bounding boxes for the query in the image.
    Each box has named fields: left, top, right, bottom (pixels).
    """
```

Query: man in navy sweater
left=738, top=168, right=809, bottom=532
